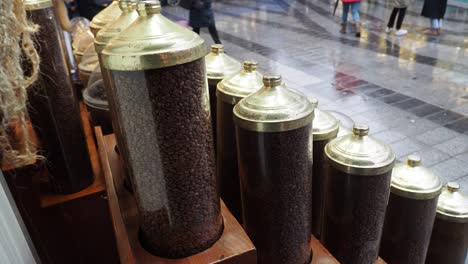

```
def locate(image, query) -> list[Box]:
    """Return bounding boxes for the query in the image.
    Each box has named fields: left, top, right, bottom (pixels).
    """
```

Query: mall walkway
left=164, top=0, right=468, bottom=190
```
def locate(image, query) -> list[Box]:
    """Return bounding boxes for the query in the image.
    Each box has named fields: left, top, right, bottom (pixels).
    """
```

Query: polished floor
left=164, top=0, right=468, bottom=191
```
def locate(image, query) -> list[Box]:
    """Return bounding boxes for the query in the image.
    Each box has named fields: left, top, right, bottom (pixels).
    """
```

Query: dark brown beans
left=426, top=217, right=468, bottom=264
left=208, top=81, right=219, bottom=150
left=107, top=59, right=223, bottom=258
left=311, top=139, right=330, bottom=240
left=322, top=167, right=391, bottom=264
left=236, top=125, right=313, bottom=264
left=26, top=7, right=94, bottom=194
left=380, top=194, right=438, bottom=264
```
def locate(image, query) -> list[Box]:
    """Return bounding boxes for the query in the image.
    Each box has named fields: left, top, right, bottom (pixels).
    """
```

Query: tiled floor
left=163, top=0, right=468, bottom=191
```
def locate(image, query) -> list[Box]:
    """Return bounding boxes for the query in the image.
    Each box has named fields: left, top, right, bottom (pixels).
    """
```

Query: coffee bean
left=26, top=7, right=94, bottom=194
left=107, top=58, right=223, bottom=258
left=380, top=194, right=438, bottom=264
left=322, top=168, right=391, bottom=264
left=236, top=125, right=313, bottom=264
left=426, top=217, right=468, bottom=264
left=311, top=139, right=329, bottom=240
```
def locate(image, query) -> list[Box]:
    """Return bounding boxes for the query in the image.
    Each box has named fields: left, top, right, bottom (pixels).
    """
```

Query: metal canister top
left=436, top=182, right=468, bottom=223
left=205, top=44, right=242, bottom=83
left=216, top=60, right=263, bottom=104
left=325, top=124, right=395, bottom=175
left=94, top=0, right=138, bottom=53
left=101, top=0, right=206, bottom=71
left=390, top=154, right=443, bottom=200
left=310, top=99, right=339, bottom=141
left=233, top=74, right=315, bottom=133
left=90, top=1, right=122, bottom=35
left=23, top=0, right=52, bottom=10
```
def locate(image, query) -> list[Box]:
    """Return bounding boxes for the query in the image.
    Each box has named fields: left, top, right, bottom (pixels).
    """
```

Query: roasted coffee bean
left=322, top=167, right=391, bottom=264
left=380, top=194, right=438, bottom=264
left=26, top=7, right=94, bottom=194
left=426, top=217, right=468, bottom=264
left=107, top=58, right=223, bottom=258
left=237, top=125, right=313, bottom=264
left=209, top=82, right=218, bottom=151
left=216, top=100, right=242, bottom=222
left=312, top=139, right=329, bottom=240
left=85, top=82, right=113, bottom=134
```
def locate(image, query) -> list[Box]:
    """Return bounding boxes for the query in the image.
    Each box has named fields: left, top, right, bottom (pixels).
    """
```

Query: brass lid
left=310, top=99, right=339, bottom=141
left=90, top=1, right=122, bottom=35
left=390, top=154, right=443, bottom=200
left=23, top=0, right=52, bottom=10
left=325, top=124, right=395, bottom=175
left=78, top=43, right=100, bottom=73
left=436, top=182, right=468, bottom=223
left=216, top=60, right=263, bottom=105
left=94, top=0, right=138, bottom=53
left=205, top=44, right=242, bottom=83
left=101, top=0, right=206, bottom=71
left=233, top=74, right=315, bottom=132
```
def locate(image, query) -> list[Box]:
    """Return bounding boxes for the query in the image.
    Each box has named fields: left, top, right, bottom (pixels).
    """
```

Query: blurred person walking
left=386, top=0, right=408, bottom=36
left=421, top=0, right=447, bottom=35
left=340, top=0, right=362, bottom=38
left=188, top=0, right=222, bottom=44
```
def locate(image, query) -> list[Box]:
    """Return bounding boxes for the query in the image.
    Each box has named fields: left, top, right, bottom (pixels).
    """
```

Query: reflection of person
left=386, top=0, right=408, bottom=36
left=189, top=0, right=222, bottom=44
left=340, top=0, right=361, bottom=38
left=421, top=0, right=447, bottom=36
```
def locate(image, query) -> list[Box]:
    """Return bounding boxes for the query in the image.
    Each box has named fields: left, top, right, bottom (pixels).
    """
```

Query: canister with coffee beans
left=101, top=0, right=222, bottom=258
left=89, top=0, right=122, bottom=35
left=309, top=99, right=339, bottom=240
left=426, top=182, right=468, bottom=264
left=380, top=155, right=442, bottom=264
left=206, top=44, right=242, bottom=147
left=216, top=60, right=263, bottom=222
left=234, top=74, right=315, bottom=264
left=322, top=124, right=395, bottom=264
left=25, top=0, right=94, bottom=194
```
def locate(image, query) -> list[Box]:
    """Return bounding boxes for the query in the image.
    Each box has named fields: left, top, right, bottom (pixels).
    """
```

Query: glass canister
left=426, top=182, right=468, bottom=264
left=322, top=124, right=395, bottom=264
left=380, top=155, right=442, bottom=264
left=89, top=0, right=122, bottom=35
left=101, top=1, right=222, bottom=258
left=216, top=60, right=263, bottom=222
left=205, top=44, right=242, bottom=147
left=234, top=75, right=315, bottom=264
left=24, top=0, right=94, bottom=194
left=309, top=100, right=339, bottom=240
left=78, top=43, right=99, bottom=87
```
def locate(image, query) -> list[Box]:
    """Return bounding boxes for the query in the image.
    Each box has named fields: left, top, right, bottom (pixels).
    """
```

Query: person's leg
left=387, top=7, right=399, bottom=29
left=342, top=3, right=350, bottom=23
left=396, top=7, right=406, bottom=30
left=193, top=27, right=200, bottom=34
left=431, top=18, right=439, bottom=29
left=351, top=2, right=360, bottom=23
left=208, top=24, right=222, bottom=44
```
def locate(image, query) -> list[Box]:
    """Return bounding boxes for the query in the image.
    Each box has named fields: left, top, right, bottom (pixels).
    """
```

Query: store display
left=426, top=182, right=468, bottom=264
left=71, top=17, right=93, bottom=64
left=101, top=0, right=222, bottom=258
left=309, top=100, right=339, bottom=240
left=83, top=78, right=112, bottom=135
left=78, top=43, right=99, bottom=87
left=234, top=75, right=315, bottom=264
left=206, top=44, right=242, bottom=147
left=322, top=125, right=395, bottom=264
left=216, top=60, right=263, bottom=222
left=25, top=0, right=94, bottom=194
left=380, top=155, right=442, bottom=264
left=89, top=0, right=122, bottom=35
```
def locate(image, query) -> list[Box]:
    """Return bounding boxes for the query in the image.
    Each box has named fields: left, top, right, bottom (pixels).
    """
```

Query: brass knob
left=352, top=124, right=369, bottom=137
left=211, top=44, right=224, bottom=54
left=243, top=60, right=258, bottom=72
left=407, top=154, right=422, bottom=167
left=137, top=0, right=161, bottom=16
left=310, top=98, right=318, bottom=107
left=447, top=182, right=459, bottom=193
left=263, top=74, right=282, bottom=87
left=119, top=0, right=137, bottom=11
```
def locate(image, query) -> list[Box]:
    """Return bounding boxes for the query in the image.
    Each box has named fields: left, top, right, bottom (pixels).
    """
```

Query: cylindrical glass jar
left=83, top=79, right=112, bottom=134
left=426, top=182, right=468, bottom=264
left=25, top=0, right=94, bottom=194
left=101, top=1, right=222, bottom=258
left=205, top=44, right=241, bottom=148
left=234, top=75, right=315, bottom=264
left=89, top=0, right=122, bottom=35
left=309, top=100, right=339, bottom=240
left=380, top=155, right=442, bottom=264
left=322, top=125, right=395, bottom=264
left=78, top=43, right=99, bottom=87
left=216, top=60, right=263, bottom=222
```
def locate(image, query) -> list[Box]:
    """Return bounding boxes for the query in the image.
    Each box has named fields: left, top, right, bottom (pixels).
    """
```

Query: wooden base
left=96, top=131, right=257, bottom=263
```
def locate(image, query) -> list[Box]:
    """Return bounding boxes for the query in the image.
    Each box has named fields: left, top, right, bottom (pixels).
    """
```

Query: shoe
left=340, top=23, right=347, bottom=34
left=386, top=27, right=392, bottom=33
left=355, top=22, right=361, bottom=37
left=423, top=28, right=439, bottom=36
left=395, top=29, right=408, bottom=36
